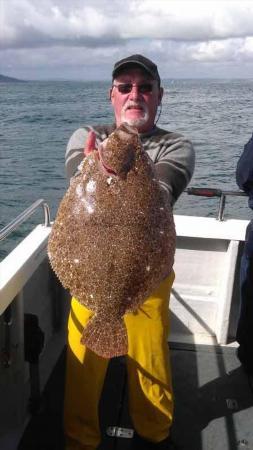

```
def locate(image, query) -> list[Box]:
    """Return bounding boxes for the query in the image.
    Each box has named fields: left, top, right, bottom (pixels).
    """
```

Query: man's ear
left=109, top=87, right=113, bottom=101
left=158, top=87, right=164, bottom=105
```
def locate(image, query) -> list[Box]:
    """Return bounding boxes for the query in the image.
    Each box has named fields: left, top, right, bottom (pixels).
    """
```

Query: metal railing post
left=218, top=193, right=226, bottom=222
left=185, top=188, right=247, bottom=221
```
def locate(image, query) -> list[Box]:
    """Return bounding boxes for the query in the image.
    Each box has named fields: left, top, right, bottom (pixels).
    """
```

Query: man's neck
left=139, top=125, right=158, bottom=137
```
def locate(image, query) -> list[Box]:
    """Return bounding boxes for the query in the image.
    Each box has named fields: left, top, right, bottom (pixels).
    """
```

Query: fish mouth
left=100, top=159, right=117, bottom=176
left=97, top=148, right=117, bottom=176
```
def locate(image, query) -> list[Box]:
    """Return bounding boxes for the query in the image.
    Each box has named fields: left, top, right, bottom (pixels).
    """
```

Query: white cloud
left=1, top=0, right=253, bottom=48
left=184, top=39, right=245, bottom=63
left=237, top=37, right=253, bottom=60
left=124, top=0, right=253, bottom=41
left=1, top=0, right=253, bottom=79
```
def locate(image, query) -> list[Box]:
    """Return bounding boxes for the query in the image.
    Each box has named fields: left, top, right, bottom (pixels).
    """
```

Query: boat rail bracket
left=106, top=426, right=134, bottom=439
left=24, top=313, right=45, bottom=414
left=185, top=187, right=247, bottom=221
left=1, top=304, right=13, bottom=368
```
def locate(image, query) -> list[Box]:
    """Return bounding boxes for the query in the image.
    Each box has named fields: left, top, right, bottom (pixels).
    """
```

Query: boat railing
left=0, top=199, right=51, bottom=242
left=185, top=187, right=247, bottom=221
left=0, top=189, right=247, bottom=243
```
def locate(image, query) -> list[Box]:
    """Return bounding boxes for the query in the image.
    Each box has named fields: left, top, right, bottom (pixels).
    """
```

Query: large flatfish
left=48, top=123, right=176, bottom=358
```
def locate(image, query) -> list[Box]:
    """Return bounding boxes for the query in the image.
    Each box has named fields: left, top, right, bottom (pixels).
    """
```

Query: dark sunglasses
left=113, top=83, right=154, bottom=94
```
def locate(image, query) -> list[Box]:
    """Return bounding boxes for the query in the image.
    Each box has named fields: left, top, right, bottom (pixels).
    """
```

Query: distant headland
left=0, top=74, right=26, bottom=82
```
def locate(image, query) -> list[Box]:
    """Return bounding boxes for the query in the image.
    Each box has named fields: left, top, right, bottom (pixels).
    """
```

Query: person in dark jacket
left=236, top=132, right=253, bottom=375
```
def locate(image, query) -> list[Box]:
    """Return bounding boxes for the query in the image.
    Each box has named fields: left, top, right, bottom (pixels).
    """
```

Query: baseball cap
left=112, top=54, right=161, bottom=85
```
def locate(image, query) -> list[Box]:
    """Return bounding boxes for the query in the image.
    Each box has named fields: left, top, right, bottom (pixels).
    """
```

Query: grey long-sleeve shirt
left=65, top=124, right=195, bottom=205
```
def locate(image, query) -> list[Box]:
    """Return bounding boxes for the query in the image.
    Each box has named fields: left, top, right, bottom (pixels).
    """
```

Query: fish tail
left=80, top=315, right=128, bottom=359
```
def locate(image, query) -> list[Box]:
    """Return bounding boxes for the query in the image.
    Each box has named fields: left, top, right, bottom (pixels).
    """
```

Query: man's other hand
left=84, top=130, right=97, bottom=156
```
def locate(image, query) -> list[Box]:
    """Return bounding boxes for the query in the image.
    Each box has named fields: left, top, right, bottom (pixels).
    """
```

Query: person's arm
left=150, top=134, right=195, bottom=205
left=236, top=133, right=253, bottom=194
left=65, top=125, right=113, bottom=183
left=65, top=127, right=95, bottom=183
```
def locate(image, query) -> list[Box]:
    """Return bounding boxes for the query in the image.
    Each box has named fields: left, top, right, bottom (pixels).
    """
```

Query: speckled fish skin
left=48, top=123, right=176, bottom=358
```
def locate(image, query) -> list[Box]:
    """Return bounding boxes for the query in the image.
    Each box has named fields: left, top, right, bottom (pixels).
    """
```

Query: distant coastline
left=0, top=74, right=26, bottom=82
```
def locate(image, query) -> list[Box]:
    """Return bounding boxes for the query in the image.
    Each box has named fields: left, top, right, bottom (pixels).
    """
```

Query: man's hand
left=84, top=130, right=97, bottom=156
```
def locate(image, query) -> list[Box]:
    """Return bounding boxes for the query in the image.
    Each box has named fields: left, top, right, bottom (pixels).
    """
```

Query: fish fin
left=80, top=315, right=128, bottom=359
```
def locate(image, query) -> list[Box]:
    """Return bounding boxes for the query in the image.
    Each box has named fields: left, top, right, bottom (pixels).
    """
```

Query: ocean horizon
left=1, top=73, right=253, bottom=82
left=1, top=78, right=253, bottom=259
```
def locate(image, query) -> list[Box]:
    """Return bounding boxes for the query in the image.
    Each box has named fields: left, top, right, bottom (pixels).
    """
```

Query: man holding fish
left=62, top=55, right=195, bottom=450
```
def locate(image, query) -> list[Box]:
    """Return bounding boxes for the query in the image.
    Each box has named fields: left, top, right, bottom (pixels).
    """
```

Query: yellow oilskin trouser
left=64, top=271, right=175, bottom=450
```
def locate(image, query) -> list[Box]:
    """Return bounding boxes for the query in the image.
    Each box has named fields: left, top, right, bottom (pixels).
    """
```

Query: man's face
left=109, top=67, right=163, bottom=133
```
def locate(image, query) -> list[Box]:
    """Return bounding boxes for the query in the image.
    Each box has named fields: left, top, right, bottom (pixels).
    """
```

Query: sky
left=1, top=0, right=253, bottom=80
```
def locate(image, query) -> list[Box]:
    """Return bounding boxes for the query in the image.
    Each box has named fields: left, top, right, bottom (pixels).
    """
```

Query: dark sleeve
left=236, top=133, right=253, bottom=193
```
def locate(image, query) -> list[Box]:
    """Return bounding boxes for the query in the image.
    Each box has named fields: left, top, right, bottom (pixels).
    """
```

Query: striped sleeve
left=65, top=127, right=90, bottom=183
left=146, top=134, right=195, bottom=205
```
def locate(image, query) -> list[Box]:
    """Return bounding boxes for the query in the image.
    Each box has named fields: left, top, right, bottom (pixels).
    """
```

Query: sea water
left=1, top=79, right=253, bottom=259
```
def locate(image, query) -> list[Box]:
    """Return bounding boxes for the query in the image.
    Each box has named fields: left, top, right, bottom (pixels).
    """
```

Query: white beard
left=121, top=101, right=149, bottom=129
left=123, top=116, right=148, bottom=128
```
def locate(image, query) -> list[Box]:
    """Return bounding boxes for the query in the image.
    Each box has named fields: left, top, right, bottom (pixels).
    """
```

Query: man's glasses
left=112, top=83, right=154, bottom=94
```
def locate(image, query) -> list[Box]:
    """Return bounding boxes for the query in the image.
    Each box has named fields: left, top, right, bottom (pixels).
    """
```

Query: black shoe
left=237, top=346, right=253, bottom=375
left=132, top=433, right=179, bottom=449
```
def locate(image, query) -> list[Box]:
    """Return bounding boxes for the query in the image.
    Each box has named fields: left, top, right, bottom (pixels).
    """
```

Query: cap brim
left=113, top=60, right=155, bottom=79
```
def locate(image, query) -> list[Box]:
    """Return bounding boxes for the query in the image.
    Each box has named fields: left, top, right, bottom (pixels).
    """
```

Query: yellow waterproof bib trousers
left=64, top=271, right=175, bottom=449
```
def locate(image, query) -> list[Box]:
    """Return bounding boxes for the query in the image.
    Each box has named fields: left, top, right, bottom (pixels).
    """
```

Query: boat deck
left=17, top=342, right=253, bottom=450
